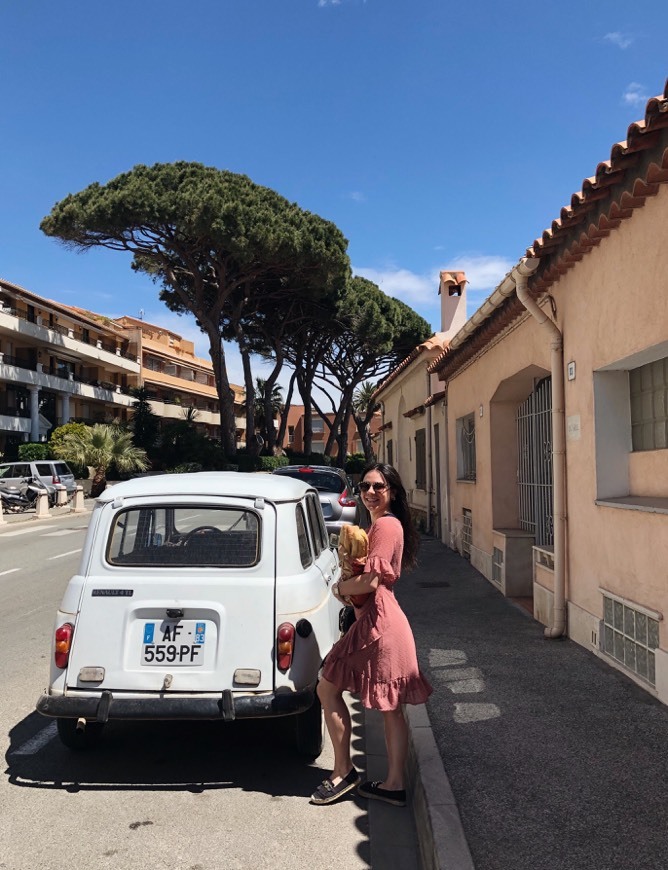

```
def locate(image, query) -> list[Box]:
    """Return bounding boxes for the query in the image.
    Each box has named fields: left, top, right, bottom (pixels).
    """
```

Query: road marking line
left=41, top=529, right=84, bottom=537
left=1, top=527, right=37, bottom=537
left=12, top=721, right=58, bottom=755
left=48, top=548, right=82, bottom=560
left=453, top=703, right=501, bottom=724
left=0, top=567, right=21, bottom=576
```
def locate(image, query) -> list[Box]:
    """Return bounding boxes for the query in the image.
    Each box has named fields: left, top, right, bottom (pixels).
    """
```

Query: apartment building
left=113, top=316, right=246, bottom=446
left=284, top=404, right=381, bottom=457
left=0, top=278, right=141, bottom=458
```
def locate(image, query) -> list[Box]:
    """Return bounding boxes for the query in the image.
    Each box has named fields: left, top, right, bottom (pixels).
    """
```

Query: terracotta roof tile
left=372, top=332, right=449, bottom=399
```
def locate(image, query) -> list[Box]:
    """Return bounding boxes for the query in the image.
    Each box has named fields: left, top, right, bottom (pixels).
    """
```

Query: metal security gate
left=517, top=378, right=553, bottom=547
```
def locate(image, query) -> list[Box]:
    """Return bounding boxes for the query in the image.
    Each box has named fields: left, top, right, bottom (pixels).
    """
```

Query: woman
left=311, top=462, right=433, bottom=807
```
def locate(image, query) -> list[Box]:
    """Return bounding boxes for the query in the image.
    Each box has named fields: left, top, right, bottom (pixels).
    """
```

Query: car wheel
left=293, top=695, right=324, bottom=759
left=56, top=718, right=105, bottom=750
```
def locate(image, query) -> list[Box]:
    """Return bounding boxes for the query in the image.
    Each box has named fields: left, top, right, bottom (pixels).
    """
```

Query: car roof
left=274, top=465, right=346, bottom=476
left=95, top=471, right=316, bottom=503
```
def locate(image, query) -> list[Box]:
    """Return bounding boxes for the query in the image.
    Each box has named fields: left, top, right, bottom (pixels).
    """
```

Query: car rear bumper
left=36, top=687, right=315, bottom=723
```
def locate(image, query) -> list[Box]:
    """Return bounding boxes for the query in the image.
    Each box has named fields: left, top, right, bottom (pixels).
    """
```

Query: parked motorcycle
left=0, top=476, right=54, bottom=513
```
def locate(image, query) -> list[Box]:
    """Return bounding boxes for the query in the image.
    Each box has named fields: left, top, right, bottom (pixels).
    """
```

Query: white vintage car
left=36, top=472, right=343, bottom=756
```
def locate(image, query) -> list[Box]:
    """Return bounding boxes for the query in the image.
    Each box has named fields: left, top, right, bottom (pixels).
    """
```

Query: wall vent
left=601, top=594, right=660, bottom=686
left=462, top=509, right=472, bottom=559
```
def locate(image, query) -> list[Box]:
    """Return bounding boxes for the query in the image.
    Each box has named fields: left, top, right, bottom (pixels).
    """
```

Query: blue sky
left=1, top=1, right=666, bottom=390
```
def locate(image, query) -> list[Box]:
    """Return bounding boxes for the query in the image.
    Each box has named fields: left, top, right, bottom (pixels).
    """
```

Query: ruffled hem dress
left=321, top=515, right=433, bottom=712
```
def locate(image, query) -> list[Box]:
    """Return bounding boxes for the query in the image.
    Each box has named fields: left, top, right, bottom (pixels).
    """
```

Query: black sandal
left=357, top=780, right=406, bottom=807
left=310, top=768, right=360, bottom=805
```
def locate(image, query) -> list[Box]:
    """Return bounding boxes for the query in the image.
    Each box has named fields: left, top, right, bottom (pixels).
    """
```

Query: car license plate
left=142, top=620, right=206, bottom=666
left=320, top=501, right=333, bottom=517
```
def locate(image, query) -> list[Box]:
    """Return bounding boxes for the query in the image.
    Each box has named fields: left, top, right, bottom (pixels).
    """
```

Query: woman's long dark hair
left=361, top=462, right=419, bottom=571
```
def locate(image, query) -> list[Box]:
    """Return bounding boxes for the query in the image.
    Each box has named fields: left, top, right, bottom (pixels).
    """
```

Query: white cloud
left=354, top=265, right=438, bottom=305
left=622, top=82, right=649, bottom=107
left=446, top=253, right=514, bottom=296
left=354, top=254, right=513, bottom=310
left=348, top=191, right=367, bottom=203
left=318, top=0, right=341, bottom=6
left=603, top=31, right=634, bottom=50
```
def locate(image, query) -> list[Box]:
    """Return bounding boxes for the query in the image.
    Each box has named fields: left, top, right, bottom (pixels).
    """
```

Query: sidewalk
left=400, top=536, right=668, bottom=870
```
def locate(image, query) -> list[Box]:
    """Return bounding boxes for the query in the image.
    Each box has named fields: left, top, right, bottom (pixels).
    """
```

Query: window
left=602, top=594, right=659, bottom=685
left=306, top=493, right=328, bottom=554
left=296, top=504, right=313, bottom=568
left=107, top=506, right=260, bottom=567
left=387, top=439, right=393, bottom=466
left=456, top=414, right=476, bottom=481
left=630, top=357, right=668, bottom=451
left=288, top=425, right=295, bottom=445
left=415, top=428, right=427, bottom=490
left=312, top=418, right=324, bottom=433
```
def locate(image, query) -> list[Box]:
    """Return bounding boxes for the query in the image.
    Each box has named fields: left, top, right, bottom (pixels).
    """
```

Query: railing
left=0, top=305, right=137, bottom=361
left=0, top=354, right=37, bottom=371
left=0, top=404, right=31, bottom=418
left=0, top=355, right=133, bottom=395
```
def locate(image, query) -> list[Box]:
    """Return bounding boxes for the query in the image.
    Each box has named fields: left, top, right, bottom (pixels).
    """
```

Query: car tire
left=56, top=718, right=105, bottom=750
left=293, top=695, right=324, bottom=759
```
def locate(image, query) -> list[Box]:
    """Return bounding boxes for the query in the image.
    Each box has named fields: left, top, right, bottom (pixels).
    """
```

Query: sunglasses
left=359, top=481, right=388, bottom=493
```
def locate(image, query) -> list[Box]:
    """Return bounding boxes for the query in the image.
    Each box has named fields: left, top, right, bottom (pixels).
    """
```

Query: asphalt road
left=0, top=513, right=376, bottom=870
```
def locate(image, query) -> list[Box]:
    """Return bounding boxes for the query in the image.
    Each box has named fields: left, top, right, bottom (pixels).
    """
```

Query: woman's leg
left=317, top=677, right=354, bottom=779
left=381, top=706, right=408, bottom=790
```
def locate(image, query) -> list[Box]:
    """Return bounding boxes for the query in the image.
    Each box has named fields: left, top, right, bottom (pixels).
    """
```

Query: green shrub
left=168, top=462, right=203, bottom=474
left=344, top=453, right=366, bottom=474
left=18, top=442, right=50, bottom=461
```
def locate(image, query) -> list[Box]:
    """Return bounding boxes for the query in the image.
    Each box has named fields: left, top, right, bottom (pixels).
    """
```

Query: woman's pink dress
left=322, top=515, right=433, bottom=711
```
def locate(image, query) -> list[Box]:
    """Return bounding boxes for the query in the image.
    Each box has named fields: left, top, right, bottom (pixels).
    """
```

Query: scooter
left=0, top=476, right=53, bottom=513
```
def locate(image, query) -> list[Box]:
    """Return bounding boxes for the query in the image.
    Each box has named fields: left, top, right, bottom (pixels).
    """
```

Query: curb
left=406, top=704, right=475, bottom=870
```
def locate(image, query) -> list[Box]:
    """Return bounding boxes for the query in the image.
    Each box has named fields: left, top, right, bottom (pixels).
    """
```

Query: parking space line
left=12, top=721, right=58, bottom=755
left=1, top=527, right=37, bottom=537
left=41, top=529, right=85, bottom=537
left=0, top=568, right=21, bottom=577
left=48, top=548, right=82, bottom=560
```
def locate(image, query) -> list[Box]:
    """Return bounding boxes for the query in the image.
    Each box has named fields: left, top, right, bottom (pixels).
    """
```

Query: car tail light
left=339, top=488, right=357, bottom=508
left=54, top=623, right=74, bottom=669
left=276, top=622, right=295, bottom=671
left=52, top=473, right=61, bottom=484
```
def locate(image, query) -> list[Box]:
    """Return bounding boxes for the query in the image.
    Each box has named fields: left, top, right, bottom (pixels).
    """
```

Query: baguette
left=338, top=525, right=372, bottom=607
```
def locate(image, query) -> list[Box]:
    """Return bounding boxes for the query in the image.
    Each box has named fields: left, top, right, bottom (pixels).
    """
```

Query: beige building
left=377, top=82, right=668, bottom=706
left=373, top=271, right=466, bottom=533
left=0, top=279, right=141, bottom=456
left=113, top=316, right=245, bottom=445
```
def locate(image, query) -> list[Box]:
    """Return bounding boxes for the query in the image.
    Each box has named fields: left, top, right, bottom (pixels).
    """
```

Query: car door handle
left=323, top=574, right=332, bottom=584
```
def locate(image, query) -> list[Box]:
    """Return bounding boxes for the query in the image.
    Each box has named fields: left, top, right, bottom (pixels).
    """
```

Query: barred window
left=457, top=413, right=476, bottom=481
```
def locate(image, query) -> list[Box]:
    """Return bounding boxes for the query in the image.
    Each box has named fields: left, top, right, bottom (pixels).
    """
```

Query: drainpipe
left=509, top=258, right=566, bottom=639
left=426, top=370, right=433, bottom=535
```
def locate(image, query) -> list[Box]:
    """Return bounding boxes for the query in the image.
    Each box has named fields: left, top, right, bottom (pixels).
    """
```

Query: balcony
left=0, top=355, right=136, bottom=407
left=0, top=307, right=140, bottom=374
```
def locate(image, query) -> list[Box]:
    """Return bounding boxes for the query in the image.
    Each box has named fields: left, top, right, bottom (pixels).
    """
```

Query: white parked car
left=36, top=472, right=343, bottom=756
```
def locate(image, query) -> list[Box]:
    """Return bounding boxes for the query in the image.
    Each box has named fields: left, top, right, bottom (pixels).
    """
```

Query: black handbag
left=338, top=605, right=356, bottom=635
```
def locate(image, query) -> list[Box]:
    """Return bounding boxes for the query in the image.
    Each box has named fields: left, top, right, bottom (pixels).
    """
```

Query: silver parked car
left=0, top=459, right=77, bottom=504
left=271, top=465, right=361, bottom=536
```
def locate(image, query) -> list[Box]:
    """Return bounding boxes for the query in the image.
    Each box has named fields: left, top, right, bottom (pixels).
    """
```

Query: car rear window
left=107, top=505, right=260, bottom=567
left=278, top=469, right=345, bottom=494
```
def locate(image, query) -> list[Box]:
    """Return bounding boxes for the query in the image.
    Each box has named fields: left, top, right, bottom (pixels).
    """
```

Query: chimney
left=438, top=271, right=467, bottom=338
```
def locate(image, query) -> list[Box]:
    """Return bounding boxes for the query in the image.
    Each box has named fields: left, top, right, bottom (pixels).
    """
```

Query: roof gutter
left=510, top=258, right=566, bottom=640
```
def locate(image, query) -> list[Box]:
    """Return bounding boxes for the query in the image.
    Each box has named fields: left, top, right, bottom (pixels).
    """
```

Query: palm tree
left=352, top=381, right=380, bottom=462
left=55, top=424, right=149, bottom=498
left=251, top=378, right=284, bottom=451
